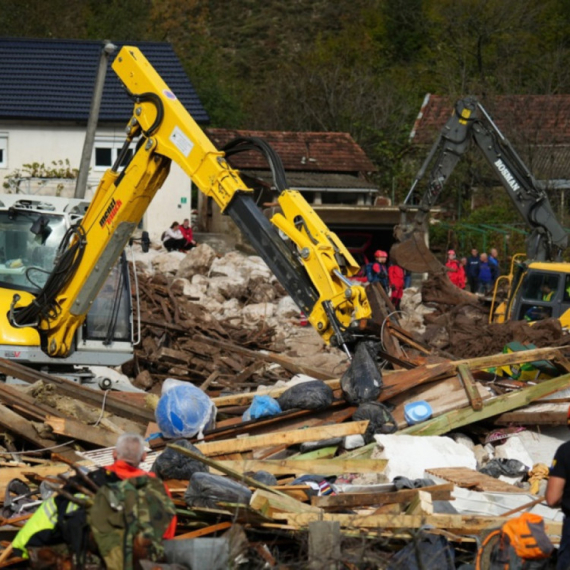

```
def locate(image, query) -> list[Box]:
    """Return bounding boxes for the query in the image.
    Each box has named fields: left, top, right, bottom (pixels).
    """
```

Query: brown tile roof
left=205, top=129, right=377, bottom=173
left=410, top=94, right=570, bottom=146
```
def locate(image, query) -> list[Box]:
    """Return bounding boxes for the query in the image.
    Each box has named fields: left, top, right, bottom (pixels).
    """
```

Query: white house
left=0, top=38, right=209, bottom=242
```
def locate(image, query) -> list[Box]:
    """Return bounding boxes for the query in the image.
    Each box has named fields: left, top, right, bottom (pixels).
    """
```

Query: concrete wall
left=0, top=124, right=192, bottom=243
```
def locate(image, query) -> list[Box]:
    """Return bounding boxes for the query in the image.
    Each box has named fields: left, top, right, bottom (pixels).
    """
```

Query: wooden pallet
left=426, top=467, right=526, bottom=493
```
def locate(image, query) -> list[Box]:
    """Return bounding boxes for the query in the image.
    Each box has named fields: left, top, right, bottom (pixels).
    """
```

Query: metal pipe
left=74, top=40, right=116, bottom=198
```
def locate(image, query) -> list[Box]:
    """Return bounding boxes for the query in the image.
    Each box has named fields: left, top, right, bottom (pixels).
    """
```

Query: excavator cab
left=0, top=195, right=134, bottom=369
left=508, top=262, right=570, bottom=327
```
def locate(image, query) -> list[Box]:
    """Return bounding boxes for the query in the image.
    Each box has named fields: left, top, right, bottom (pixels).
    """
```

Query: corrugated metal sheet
left=0, top=38, right=208, bottom=123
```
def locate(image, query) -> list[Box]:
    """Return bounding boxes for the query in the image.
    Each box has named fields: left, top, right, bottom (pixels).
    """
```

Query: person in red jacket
left=445, top=250, right=465, bottom=289
left=388, top=263, right=405, bottom=310
left=101, top=433, right=177, bottom=540
left=179, top=218, right=197, bottom=250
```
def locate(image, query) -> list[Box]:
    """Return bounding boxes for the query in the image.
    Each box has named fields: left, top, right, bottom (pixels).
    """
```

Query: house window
left=93, top=139, right=134, bottom=171
left=0, top=134, right=7, bottom=168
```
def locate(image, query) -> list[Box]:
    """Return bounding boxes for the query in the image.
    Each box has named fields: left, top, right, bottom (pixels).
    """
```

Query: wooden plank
left=171, top=521, right=232, bottom=540
left=212, top=379, right=341, bottom=407
left=494, top=402, right=569, bottom=425
left=457, top=364, right=483, bottom=410
left=311, top=483, right=453, bottom=509
left=389, top=376, right=490, bottom=429
left=0, top=358, right=153, bottom=423
left=250, top=489, right=321, bottom=518
left=195, top=421, right=369, bottom=456
left=447, top=347, right=566, bottom=372
left=0, top=464, right=73, bottom=497
left=406, top=490, right=433, bottom=515
left=0, top=403, right=56, bottom=448
left=44, top=416, right=118, bottom=449
left=426, top=467, right=526, bottom=493
left=400, top=373, right=570, bottom=436
left=276, top=513, right=563, bottom=537
left=211, top=458, right=387, bottom=477
left=379, top=362, right=455, bottom=401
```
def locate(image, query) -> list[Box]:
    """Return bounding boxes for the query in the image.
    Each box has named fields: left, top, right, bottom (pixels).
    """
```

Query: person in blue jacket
left=477, top=253, right=494, bottom=295
left=366, top=250, right=389, bottom=292
left=466, top=248, right=481, bottom=293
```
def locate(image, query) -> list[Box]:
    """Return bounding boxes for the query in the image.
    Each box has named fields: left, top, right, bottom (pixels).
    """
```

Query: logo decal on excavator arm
left=494, top=159, right=521, bottom=193
left=99, top=198, right=123, bottom=228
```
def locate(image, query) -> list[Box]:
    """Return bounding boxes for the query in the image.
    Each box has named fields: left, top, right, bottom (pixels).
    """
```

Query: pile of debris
left=0, top=246, right=569, bottom=567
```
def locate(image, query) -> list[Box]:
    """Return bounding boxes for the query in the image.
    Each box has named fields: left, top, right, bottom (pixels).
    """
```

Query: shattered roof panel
left=206, top=128, right=377, bottom=173
left=0, top=37, right=208, bottom=123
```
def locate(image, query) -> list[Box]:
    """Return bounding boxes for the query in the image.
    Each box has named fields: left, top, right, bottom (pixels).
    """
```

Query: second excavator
left=391, top=96, right=570, bottom=325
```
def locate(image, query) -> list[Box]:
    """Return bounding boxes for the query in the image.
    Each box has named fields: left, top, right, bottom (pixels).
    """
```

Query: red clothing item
left=445, top=259, right=465, bottom=289
left=388, top=265, right=405, bottom=301
left=180, top=225, right=194, bottom=244
left=105, top=460, right=177, bottom=539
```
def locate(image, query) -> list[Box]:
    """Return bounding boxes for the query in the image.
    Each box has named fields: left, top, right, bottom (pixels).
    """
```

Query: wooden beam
left=311, top=483, right=453, bottom=509
left=212, top=379, right=341, bottom=407
left=401, top=373, right=570, bottom=436
left=44, top=416, right=119, bottom=448
left=0, top=358, right=153, bottom=423
left=457, top=364, right=483, bottom=410
left=211, top=458, right=386, bottom=477
left=276, top=512, right=562, bottom=537
left=250, top=489, right=321, bottom=518
left=195, top=421, right=369, bottom=456
left=0, top=404, right=56, bottom=449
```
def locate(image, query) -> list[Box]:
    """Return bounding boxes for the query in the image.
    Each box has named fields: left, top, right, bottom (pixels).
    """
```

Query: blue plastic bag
left=242, top=395, right=281, bottom=421
left=156, top=383, right=216, bottom=438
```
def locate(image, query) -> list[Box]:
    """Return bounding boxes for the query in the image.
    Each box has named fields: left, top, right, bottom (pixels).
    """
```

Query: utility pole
left=74, top=40, right=116, bottom=198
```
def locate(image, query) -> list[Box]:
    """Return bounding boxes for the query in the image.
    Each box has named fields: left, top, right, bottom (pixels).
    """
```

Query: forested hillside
left=3, top=0, right=570, bottom=204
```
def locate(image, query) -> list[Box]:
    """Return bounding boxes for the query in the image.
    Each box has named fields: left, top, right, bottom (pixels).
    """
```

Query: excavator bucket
left=390, top=228, right=445, bottom=275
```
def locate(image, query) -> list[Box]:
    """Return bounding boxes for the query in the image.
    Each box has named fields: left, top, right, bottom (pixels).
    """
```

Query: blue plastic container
left=404, top=401, right=433, bottom=425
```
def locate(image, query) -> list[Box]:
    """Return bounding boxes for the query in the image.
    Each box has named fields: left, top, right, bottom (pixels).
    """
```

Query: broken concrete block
left=151, top=251, right=186, bottom=274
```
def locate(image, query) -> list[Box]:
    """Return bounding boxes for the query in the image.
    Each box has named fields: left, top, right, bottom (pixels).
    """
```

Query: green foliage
left=3, top=160, right=79, bottom=193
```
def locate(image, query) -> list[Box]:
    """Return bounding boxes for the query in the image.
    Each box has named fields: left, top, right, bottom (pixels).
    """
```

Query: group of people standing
left=446, top=247, right=500, bottom=294
left=162, top=218, right=197, bottom=252
left=365, top=250, right=406, bottom=310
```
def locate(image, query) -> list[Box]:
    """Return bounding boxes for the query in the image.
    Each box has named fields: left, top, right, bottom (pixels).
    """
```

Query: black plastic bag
left=341, top=342, right=382, bottom=404
left=245, top=470, right=278, bottom=486
left=479, top=458, right=528, bottom=478
left=352, top=402, right=397, bottom=442
left=277, top=381, right=333, bottom=411
left=151, top=439, right=209, bottom=480
left=393, top=476, right=436, bottom=490
left=387, top=533, right=455, bottom=570
left=184, top=473, right=252, bottom=508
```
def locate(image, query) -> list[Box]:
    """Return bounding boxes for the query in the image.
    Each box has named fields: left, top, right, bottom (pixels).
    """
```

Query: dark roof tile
left=0, top=38, right=208, bottom=123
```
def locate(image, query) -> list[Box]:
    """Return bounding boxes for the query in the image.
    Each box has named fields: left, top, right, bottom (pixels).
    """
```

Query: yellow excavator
left=391, top=96, right=570, bottom=326
left=0, top=46, right=373, bottom=384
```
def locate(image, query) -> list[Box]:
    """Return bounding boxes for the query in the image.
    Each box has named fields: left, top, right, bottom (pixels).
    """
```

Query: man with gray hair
left=12, top=433, right=177, bottom=562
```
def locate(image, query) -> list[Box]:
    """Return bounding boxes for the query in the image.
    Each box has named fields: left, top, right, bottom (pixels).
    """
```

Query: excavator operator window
left=517, top=271, right=559, bottom=321
left=564, top=274, right=570, bottom=302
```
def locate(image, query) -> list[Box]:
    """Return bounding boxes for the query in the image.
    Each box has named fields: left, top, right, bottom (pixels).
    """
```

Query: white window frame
left=0, top=133, right=8, bottom=168
left=93, top=137, right=134, bottom=172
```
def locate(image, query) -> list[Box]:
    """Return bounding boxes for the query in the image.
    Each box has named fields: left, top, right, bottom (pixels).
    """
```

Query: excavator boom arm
left=12, top=46, right=370, bottom=358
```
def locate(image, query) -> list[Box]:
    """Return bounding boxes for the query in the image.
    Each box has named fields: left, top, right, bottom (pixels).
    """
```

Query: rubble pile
left=399, top=275, right=570, bottom=359
left=1, top=247, right=570, bottom=567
